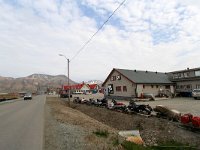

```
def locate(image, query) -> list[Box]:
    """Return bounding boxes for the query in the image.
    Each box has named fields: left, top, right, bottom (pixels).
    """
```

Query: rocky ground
left=44, top=96, right=200, bottom=150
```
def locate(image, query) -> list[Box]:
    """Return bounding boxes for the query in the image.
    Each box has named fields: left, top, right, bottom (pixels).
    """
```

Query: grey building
left=168, top=67, right=200, bottom=96
left=102, top=68, right=174, bottom=99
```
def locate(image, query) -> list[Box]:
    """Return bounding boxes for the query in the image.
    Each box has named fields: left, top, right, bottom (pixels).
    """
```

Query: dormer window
left=110, top=76, right=116, bottom=81
left=116, top=75, right=121, bottom=80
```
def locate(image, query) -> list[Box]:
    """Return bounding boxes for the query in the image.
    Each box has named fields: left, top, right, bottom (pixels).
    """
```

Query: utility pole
left=67, top=58, right=70, bottom=106
left=59, top=54, right=70, bottom=106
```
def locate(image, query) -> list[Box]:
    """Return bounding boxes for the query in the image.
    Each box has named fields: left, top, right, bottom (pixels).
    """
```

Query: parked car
left=192, top=89, right=200, bottom=99
left=24, top=93, right=32, bottom=100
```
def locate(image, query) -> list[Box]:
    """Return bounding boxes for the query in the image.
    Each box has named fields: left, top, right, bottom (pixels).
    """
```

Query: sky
left=0, top=0, right=200, bottom=82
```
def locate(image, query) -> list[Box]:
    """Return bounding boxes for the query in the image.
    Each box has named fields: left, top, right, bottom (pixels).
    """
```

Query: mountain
left=86, top=80, right=103, bottom=85
left=0, top=74, right=76, bottom=93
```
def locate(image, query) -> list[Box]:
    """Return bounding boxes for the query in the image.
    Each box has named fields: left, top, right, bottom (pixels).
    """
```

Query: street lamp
left=59, top=54, right=70, bottom=105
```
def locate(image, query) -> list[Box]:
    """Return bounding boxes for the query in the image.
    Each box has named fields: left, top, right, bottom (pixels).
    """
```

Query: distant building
left=62, top=83, right=101, bottom=94
left=168, top=67, right=200, bottom=96
left=63, top=83, right=90, bottom=94
left=88, top=84, right=100, bottom=93
left=102, top=68, right=174, bottom=99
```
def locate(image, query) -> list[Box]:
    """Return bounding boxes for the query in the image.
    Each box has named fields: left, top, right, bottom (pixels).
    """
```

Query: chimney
left=146, top=70, right=148, bottom=73
left=155, top=71, right=157, bottom=74
left=134, top=70, right=136, bottom=72
left=187, top=68, right=189, bottom=70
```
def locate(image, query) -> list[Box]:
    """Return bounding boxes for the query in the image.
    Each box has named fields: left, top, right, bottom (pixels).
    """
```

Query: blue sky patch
left=78, top=2, right=125, bottom=30
left=3, top=0, right=21, bottom=8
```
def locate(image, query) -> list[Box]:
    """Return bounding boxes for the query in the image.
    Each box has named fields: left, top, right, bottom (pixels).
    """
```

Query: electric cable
left=70, top=0, right=127, bottom=61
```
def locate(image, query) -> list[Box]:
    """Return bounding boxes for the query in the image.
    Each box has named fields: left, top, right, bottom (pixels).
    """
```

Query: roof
left=63, top=84, right=84, bottom=90
left=102, top=68, right=173, bottom=86
left=88, top=84, right=97, bottom=90
left=169, top=67, right=200, bottom=73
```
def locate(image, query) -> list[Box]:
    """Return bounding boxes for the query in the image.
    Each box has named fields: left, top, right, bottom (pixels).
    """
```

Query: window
left=151, top=85, right=154, bottom=88
left=123, top=86, right=127, bottom=92
left=165, top=85, right=170, bottom=89
left=116, top=75, right=121, bottom=80
left=116, top=86, right=121, bottom=92
left=195, top=71, right=200, bottom=76
left=184, top=72, right=189, bottom=78
left=173, top=74, right=178, bottom=79
left=156, top=85, right=159, bottom=88
left=196, top=85, right=200, bottom=89
left=186, top=85, right=191, bottom=89
left=178, top=73, right=184, bottom=78
left=143, top=85, right=145, bottom=89
left=110, top=76, right=116, bottom=81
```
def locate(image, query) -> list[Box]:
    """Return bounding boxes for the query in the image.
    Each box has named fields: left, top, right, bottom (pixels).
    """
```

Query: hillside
left=0, top=74, right=76, bottom=93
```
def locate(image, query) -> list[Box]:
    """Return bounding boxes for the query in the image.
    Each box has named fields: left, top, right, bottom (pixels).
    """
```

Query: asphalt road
left=0, top=95, right=45, bottom=150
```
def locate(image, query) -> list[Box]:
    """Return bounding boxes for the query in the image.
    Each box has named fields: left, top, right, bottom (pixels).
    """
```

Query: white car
left=24, top=93, right=32, bottom=100
left=192, top=89, right=200, bottom=99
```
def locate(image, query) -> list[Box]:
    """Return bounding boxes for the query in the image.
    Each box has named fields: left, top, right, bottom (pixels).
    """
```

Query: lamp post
left=59, top=54, right=70, bottom=105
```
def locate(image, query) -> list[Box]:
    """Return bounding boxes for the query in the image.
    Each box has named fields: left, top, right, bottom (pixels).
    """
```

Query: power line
left=70, top=0, right=127, bottom=61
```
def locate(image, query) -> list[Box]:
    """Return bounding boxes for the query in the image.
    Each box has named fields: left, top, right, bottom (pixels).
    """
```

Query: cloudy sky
left=1, top=0, right=200, bottom=82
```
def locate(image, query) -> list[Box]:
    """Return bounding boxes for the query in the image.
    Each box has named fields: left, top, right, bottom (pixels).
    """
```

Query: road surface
left=0, top=95, right=45, bottom=150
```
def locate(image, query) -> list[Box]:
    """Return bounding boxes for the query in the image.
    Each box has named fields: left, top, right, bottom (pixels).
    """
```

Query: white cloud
left=0, top=0, right=200, bottom=82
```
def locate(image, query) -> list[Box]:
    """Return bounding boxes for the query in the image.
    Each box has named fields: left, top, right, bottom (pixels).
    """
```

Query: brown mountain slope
left=0, top=74, right=76, bottom=93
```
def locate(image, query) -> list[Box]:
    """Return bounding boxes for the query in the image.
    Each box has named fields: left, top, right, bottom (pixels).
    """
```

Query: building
left=102, top=68, right=174, bottom=99
left=63, top=83, right=90, bottom=94
left=63, top=83, right=100, bottom=94
left=168, top=67, right=200, bottom=96
left=88, top=84, right=100, bottom=93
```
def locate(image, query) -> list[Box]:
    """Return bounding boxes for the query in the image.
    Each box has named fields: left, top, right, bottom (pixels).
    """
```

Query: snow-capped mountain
left=86, top=80, right=103, bottom=85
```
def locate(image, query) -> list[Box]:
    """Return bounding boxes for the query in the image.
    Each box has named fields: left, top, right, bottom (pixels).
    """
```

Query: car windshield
left=25, top=93, right=31, bottom=96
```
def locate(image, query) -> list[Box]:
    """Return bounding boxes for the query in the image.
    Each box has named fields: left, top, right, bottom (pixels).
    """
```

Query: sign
left=108, top=84, right=114, bottom=94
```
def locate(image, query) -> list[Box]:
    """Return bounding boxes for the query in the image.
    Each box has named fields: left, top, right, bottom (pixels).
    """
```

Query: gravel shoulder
left=44, top=96, right=123, bottom=150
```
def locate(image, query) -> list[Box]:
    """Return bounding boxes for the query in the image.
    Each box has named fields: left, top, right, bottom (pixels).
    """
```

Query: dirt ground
left=70, top=102, right=200, bottom=147
left=45, top=96, right=200, bottom=149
